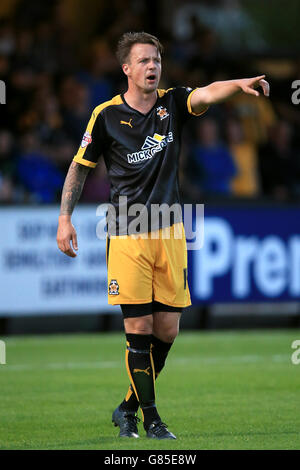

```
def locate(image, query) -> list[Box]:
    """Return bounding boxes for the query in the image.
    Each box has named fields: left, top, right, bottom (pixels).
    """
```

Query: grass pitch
left=0, top=330, right=299, bottom=450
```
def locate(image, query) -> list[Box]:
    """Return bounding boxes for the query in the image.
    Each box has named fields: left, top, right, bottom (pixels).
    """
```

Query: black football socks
left=150, top=334, right=173, bottom=379
left=120, top=334, right=173, bottom=428
left=124, top=333, right=161, bottom=429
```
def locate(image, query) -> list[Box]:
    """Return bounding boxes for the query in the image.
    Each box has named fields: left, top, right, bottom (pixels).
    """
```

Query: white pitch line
left=169, top=354, right=290, bottom=367
left=0, top=354, right=290, bottom=372
left=0, top=360, right=121, bottom=371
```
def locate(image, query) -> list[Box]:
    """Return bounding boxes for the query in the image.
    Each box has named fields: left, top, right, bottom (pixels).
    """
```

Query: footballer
left=57, top=32, right=269, bottom=439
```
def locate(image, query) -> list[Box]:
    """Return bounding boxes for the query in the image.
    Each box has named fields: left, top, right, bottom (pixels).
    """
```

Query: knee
left=124, top=316, right=153, bottom=335
left=154, top=325, right=179, bottom=344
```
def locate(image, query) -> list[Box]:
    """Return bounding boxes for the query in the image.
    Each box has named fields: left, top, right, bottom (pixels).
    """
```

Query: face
left=122, top=43, right=161, bottom=93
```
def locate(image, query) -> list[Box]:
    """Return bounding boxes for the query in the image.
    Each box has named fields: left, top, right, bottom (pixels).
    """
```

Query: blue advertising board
left=189, top=205, right=300, bottom=303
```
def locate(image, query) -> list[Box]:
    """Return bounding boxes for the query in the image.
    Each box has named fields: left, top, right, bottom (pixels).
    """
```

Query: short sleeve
left=173, top=87, right=209, bottom=122
left=73, top=110, right=106, bottom=168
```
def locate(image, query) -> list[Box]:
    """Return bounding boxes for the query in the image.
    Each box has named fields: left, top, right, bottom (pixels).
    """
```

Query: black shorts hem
left=121, top=301, right=183, bottom=318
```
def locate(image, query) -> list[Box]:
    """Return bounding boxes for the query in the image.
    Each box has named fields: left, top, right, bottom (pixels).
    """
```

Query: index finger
left=254, top=75, right=266, bottom=81
left=250, top=75, right=266, bottom=87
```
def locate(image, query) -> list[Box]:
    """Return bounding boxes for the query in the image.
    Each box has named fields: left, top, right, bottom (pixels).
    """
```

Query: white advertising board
left=0, top=205, right=119, bottom=316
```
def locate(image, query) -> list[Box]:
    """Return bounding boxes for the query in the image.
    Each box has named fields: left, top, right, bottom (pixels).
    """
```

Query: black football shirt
left=73, top=87, right=207, bottom=235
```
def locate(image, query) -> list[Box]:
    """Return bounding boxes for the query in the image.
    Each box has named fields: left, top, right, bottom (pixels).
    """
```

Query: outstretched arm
left=57, top=161, right=90, bottom=257
left=190, top=75, right=270, bottom=114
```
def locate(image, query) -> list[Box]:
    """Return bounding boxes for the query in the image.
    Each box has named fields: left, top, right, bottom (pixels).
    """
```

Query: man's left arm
left=190, top=75, right=270, bottom=114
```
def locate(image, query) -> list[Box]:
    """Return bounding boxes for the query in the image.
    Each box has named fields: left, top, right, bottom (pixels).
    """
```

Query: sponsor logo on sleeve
left=81, top=131, right=92, bottom=148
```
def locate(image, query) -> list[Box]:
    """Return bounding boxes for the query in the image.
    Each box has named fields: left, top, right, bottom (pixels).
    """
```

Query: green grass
left=0, top=330, right=299, bottom=450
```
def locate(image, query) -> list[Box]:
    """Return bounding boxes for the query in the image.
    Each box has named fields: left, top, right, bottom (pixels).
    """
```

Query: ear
left=122, top=64, right=130, bottom=77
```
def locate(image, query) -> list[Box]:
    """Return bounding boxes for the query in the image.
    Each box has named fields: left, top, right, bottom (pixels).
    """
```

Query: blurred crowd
left=0, top=0, right=300, bottom=205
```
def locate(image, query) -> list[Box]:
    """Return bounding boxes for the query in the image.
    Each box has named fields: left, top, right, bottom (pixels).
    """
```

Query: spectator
left=0, top=18, right=15, bottom=57
left=226, top=117, right=260, bottom=197
left=188, top=118, right=237, bottom=197
left=258, top=121, right=299, bottom=201
left=172, top=0, right=267, bottom=53
left=0, top=0, right=298, bottom=206
left=77, top=38, right=118, bottom=109
left=59, top=76, right=91, bottom=142
left=0, top=130, right=15, bottom=202
left=226, top=89, right=277, bottom=146
left=16, top=132, right=64, bottom=203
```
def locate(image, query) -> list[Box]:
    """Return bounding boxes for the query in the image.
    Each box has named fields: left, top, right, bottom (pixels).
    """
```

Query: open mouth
left=146, top=75, right=156, bottom=83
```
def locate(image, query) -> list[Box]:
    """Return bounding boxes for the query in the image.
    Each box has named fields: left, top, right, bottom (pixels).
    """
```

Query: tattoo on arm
left=59, top=161, right=90, bottom=215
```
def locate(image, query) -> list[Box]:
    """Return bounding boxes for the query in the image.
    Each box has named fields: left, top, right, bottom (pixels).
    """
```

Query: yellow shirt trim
left=73, top=95, right=123, bottom=167
left=73, top=155, right=97, bottom=168
left=157, top=88, right=174, bottom=98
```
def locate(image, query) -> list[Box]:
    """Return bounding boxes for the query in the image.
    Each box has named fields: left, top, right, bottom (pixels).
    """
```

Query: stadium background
left=1, top=0, right=300, bottom=452
left=0, top=0, right=300, bottom=334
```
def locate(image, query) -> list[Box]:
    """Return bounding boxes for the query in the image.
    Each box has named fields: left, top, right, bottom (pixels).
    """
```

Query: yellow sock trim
left=125, top=386, right=134, bottom=402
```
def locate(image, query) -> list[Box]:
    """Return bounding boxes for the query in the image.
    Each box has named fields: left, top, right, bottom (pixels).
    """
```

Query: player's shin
left=150, top=334, right=173, bottom=379
left=125, top=333, right=161, bottom=430
left=120, top=335, right=174, bottom=411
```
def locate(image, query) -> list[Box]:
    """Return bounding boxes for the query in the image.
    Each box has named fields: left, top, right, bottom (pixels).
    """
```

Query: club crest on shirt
left=109, top=279, right=119, bottom=295
left=80, top=131, right=92, bottom=148
left=156, top=106, right=169, bottom=120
